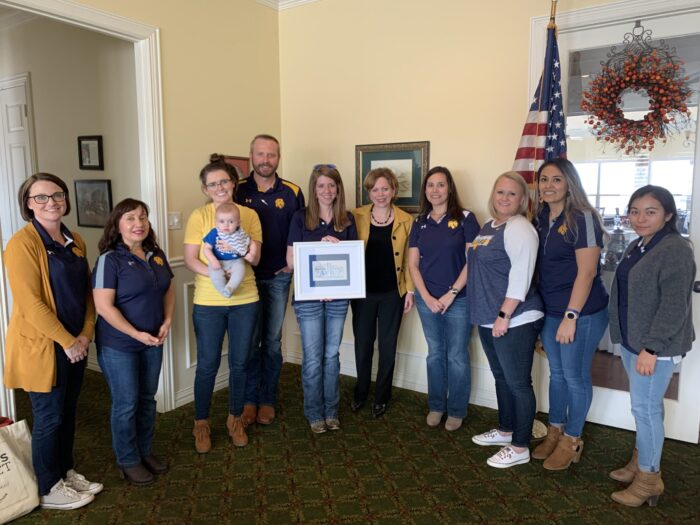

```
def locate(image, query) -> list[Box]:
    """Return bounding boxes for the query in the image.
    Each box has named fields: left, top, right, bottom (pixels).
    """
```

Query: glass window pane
left=599, top=195, right=631, bottom=216
left=650, top=160, right=693, bottom=195
left=599, top=162, right=639, bottom=194
left=573, top=162, right=599, bottom=194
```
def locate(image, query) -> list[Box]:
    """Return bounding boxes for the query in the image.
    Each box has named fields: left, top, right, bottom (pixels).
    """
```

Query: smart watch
left=564, top=309, right=580, bottom=321
left=497, top=310, right=511, bottom=320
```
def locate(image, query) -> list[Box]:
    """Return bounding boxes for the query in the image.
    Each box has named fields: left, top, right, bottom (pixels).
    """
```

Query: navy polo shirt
left=535, top=206, right=608, bottom=316
left=408, top=211, right=480, bottom=298
left=615, top=226, right=671, bottom=354
left=237, top=174, right=305, bottom=280
left=287, top=209, right=358, bottom=244
left=93, top=244, right=173, bottom=352
left=33, top=220, right=89, bottom=337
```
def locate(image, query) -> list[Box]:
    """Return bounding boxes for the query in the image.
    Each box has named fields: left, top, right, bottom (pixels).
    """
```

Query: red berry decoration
left=580, top=22, right=692, bottom=155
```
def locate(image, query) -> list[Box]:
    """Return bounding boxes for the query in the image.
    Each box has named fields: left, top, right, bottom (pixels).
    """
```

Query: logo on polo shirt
left=153, top=256, right=165, bottom=266
left=448, top=220, right=458, bottom=229
left=558, top=224, right=568, bottom=235
left=244, top=198, right=252, bottom=204
left=275, top=198, right=285, bottom=209
left=71, top=246, right=84, bottom=258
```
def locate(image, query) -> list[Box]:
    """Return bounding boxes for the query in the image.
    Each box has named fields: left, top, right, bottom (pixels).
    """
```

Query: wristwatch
left=497, top=310, right=511, bottom=320
left=450, top=287, right=459, bottom=296
left=564, top=309, right=580, bottom=320
left=644, top=348, right=657, bottom=356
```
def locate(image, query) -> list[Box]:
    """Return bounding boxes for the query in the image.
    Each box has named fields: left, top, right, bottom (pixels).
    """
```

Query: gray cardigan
left=609, top=233, right=696, bottom=357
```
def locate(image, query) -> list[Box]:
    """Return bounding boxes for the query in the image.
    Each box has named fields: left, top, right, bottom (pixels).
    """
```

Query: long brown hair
left=98, top=198, right=160, bottom=254
left=534, top=158, right=606, bottom=243
left=417, top=166, right=464, bottom=222
left=305, top=165, right=351, bottom=232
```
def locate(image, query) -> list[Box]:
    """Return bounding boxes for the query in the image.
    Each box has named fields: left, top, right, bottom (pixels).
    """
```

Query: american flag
left=513, top=24, right=567, bottom=185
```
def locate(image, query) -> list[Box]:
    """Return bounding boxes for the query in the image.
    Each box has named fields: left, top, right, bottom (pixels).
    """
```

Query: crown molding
left=257, top=0, right=321, bottom=11
left=0, top=6, right=35, bottom=31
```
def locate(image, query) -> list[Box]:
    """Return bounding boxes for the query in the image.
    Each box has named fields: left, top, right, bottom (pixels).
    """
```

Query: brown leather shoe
left=609, top=448, right=638, bottom=483
left=257, top=405, right=275, bottom=425
left=532, top=425, right=561, bottom=460
left=241, top=404, right=257, bottom=426
left=611, top=470, right=664, bottom=507
left=226, top=414, right=248, bottom=447
left=120, top=463, right=154, bottom=486
left=543, top=434, right=583, bottom=470
left=192, top=419, right=211, bottom=454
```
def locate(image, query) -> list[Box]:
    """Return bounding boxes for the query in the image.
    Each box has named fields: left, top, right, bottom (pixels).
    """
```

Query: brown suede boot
left=532, top=425, right=561, bottom=460
left=609, top=449, right=638, bottom=483
left=611, top=470, right=664, bottom=507
left=543, top=434, right=583, bottom=470
left=192, top=419, right=211, bottom=454
left=241, top=404, right=257, bottom=426
left=226, top=414, right=248, bottom=447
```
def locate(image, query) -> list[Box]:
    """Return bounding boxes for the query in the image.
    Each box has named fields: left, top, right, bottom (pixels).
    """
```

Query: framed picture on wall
left=292, top=240, right=366, bottom=301
left=74, top=179, right=113, bottom=228
left=78, top=135, right=104, bottom=170
left=224, top=155, right=250, bottom=180
left=355, top=141, right=430, bottom=213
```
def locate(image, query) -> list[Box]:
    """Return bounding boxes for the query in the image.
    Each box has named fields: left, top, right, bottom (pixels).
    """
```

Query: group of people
left=2, top=131, right=694, bottom=511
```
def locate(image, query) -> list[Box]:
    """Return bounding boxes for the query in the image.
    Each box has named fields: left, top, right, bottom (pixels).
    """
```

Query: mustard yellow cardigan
left=3, top=223, right=95, bottom=392
left=352, top=204, right=414, bottom=297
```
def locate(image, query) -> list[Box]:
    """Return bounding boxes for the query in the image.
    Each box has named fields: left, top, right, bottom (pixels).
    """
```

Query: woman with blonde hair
left=468, top=171, right=543, bottom=468
left=351, top=167, right=414, bottom=417
left=286, top=164, right=357, bottom=433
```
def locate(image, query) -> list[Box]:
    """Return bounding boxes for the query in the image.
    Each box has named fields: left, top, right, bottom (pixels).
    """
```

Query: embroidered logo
left=245, top=198, right=252, bottom=204
left=153, top=256, right=165, bottom=266
left=275, top=198, right=285, bottom=209
left=448, top=220, right=458, bottom=229
left=558, top=224, right=568, bottom=235
left=71, top=246, right=84, bottom=258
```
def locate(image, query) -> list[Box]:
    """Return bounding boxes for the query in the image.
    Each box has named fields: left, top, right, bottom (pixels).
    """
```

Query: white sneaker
left=40, top=479, right=95, bottom=510
left=472, top=429, right=513, bottom=446
left=65, top=469, right=104, bottom=495
left=486, top=446, right=530, bottom=469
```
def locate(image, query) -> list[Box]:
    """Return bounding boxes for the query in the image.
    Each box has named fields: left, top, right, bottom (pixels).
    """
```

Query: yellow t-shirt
left=184, top=202, right=262, bottom=306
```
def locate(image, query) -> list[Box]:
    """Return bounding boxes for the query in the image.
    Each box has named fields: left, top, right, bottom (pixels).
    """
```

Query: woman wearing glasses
left=4, top=173, right=102, bottom=510
left=351, top=167, right=414, bottom=418
left=184, top=154, right=262, bottom=452
left=286, top=165, right=357, bottom=434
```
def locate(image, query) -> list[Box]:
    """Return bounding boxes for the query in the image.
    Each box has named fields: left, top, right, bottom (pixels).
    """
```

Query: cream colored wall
left=0, top=15, right=138, bottom=252
left=73, top=0, right=282, bottom=256
left=277, top=0, right=620, bottom=403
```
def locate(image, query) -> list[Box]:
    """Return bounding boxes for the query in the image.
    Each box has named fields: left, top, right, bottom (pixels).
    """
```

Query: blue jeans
left=293, top=299, right=349, bottom=424
left=193, top=302, right=259, bottom=419
left=621, top=348, right=677, bottom=472
left=540, top=308, right=608, bottom=437
left=415, top=294, right=470, bottom=418
left=245, top=271, right=292, bottom=406
left=97, top=345, right=162, bottom=468
left=478, top=319, right=542, bottom=447
left=28, top=345, right=85, bottom=495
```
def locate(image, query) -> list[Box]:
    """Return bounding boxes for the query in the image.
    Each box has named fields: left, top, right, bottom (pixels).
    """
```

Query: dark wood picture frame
left=74, top=179, right=113, bottom=228
left=355, top=141, right=430, bottom=213
left=78, top=135, right=104, bottom=170
left=224, top=155, right=250, bottom=180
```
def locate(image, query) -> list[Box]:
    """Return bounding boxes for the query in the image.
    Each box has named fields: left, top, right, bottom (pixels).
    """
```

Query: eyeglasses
left=313, top=164, right=337, bottom=170
left=205, top=179, right=234, bottom=189
left=28, top=192, right=66, bottom=204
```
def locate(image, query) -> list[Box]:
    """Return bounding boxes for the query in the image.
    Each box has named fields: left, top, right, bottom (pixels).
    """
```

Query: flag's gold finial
left=548, top=0, right=558, bottom=29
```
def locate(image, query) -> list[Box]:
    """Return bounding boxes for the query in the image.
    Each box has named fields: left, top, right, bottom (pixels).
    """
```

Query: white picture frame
left=292, top=240, right=366, bottom=301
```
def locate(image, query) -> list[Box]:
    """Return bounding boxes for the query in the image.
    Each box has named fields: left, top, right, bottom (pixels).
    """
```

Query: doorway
left=0, top=0, right=172, bottom=420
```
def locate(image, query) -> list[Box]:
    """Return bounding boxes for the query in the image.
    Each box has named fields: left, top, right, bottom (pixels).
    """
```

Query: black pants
left=351, top=290, right=404, bottom=405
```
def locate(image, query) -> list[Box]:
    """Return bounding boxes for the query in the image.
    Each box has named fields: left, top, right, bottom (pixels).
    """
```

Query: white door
left=0, top=73, right=37, bottom=420
left=533, top=5, right=700, bottom=443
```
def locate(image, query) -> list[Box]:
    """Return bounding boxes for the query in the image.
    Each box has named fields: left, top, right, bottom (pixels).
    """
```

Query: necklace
left=371, top=205, right=393, bottom=225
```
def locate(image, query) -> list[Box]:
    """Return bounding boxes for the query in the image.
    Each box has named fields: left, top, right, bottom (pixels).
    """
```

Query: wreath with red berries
left=581, top=40, right=692, bottom=155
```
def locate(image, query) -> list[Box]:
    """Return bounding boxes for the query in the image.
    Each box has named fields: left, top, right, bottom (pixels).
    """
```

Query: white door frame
left=529, top=0, right=700, bottom=443
left=0, top=0, right=173, bottom=418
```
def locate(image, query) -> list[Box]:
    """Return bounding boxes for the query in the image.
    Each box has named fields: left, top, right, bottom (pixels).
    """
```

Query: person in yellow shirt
left=184, top=154, right=262, bottom=452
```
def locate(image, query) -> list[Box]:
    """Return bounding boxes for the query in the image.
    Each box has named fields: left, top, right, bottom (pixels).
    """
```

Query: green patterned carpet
left=12, top=365, right=700, bottom=524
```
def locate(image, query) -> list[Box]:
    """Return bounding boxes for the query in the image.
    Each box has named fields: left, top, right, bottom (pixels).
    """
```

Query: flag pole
left=548, top=0, right=558, bottom=29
